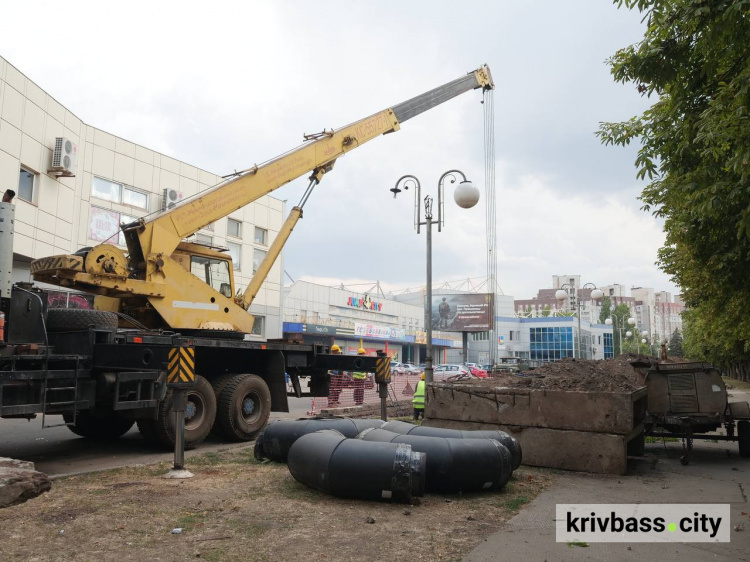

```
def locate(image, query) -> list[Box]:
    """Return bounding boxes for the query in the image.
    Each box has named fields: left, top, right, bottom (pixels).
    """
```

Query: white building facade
left=0, top=56, right=284, bottom=338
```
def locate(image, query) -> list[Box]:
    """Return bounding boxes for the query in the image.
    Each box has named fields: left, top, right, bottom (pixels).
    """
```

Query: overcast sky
left=0, top=1, right=677, bottom=300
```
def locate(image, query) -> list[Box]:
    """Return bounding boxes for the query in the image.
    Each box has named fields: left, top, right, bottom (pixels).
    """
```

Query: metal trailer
left=641, top=361, right=750, bottom=465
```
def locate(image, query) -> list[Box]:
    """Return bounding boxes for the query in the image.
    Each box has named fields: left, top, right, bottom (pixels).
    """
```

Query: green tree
left=542, top=304, right=551, bottom=317
left=599, top=296, right=612, bottom=324
left=599, top=1, right=750, bottom=380
left=669, top=328, right=684, bottom=358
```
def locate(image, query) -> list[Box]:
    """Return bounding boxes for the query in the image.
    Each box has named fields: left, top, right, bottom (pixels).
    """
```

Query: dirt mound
left=485, top=355, right=652, bottom=392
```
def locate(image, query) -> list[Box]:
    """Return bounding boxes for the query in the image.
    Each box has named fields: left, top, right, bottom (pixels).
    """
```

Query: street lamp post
left=555, top=283, right=603, bottom=359
left=605, top=314, right=636, bottom=356
left=392, top=171, right=479, bottom=383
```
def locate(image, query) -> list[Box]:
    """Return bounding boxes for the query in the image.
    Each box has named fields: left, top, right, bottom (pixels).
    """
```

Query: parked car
left=466, top=365, right=488, bottom=378
left=400, top=363, right=421, bottom=376
left=433, top=364, right=471, bottom=381
left=390, top=361, right=403, bottom=375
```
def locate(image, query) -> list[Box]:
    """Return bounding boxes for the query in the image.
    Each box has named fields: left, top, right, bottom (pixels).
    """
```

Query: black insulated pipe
left=381, top=420, right=522, bottom=470
left=287, top=429, right=426, bottom=502
left=358, top=428, right=512, bottom=493
left=254, top=417, right=386, bottom=462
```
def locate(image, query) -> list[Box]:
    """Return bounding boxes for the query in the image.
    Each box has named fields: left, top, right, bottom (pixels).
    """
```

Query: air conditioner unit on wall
left=49, top=137, right=77, bottom=176
left=162, top=188, right=184, bottom=210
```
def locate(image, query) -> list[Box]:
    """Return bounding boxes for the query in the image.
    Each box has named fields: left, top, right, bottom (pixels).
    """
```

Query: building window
left=253, top=248, right=267, bottom=274
left=251, top=315, right=265, bottom=337
left=18, top=167, right=36, bottom=202
left=227, top=218, right=242, bottom=238
left=118, top=214, right=136, bottom=246
left=205, top=222, right=215, bottom=231
left=195, top=233, right=213, bottom=245
left=227, top=241, right=242, bottom=270
left=254, top=226, right=267, bottom=245
left=92, top=177, right=149, bottom=210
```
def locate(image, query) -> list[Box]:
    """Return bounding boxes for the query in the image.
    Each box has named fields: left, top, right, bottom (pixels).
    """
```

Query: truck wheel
left=739, top=420, right=750, bottom=458
left=152, top=375, right=217, bottom=449
left=215, top=374, right=271, bottom=441
left=46, top=309, right=118, bottom=332
left=62, top=411, right=134, bottom=440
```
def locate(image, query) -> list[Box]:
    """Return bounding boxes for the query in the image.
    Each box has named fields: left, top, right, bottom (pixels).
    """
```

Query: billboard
left=430, top=293, right=494, bottom=332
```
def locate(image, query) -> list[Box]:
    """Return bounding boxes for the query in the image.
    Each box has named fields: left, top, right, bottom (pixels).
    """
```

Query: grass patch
left=174, top=510, right=209, bottom=532
left=645, top=436, right=679, bottom=443
left=723, top=376, right=750, bottom=391
left=504, top=495, right=530, bottom=511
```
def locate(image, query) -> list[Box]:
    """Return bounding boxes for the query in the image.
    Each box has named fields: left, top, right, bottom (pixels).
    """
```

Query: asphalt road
left=0, top=396, right=313, bottom=477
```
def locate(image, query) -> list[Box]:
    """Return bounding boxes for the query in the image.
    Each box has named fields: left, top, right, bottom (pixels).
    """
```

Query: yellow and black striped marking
left=167, top=346, right=195, bottom=386
left=375, top=357, right=391, bottom=384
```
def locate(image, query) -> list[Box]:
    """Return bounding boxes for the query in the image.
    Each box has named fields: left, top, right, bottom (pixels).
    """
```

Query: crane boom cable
left=483, top=88, right=497, bottom=367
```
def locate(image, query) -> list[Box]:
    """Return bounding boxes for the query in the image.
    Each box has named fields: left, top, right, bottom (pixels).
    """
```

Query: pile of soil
left=483, top=355, right=654, bottom=392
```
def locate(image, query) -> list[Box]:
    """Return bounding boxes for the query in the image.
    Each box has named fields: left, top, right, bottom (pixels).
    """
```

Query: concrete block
left=423, top=417, right=638, bottom=475
left=427, top=383, right=646, bottom=435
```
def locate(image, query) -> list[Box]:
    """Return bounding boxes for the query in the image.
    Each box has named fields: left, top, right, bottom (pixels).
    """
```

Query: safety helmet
left=421, top=372, right=426, bottom=380
left=331, top=344, right=341, bottom=353
left=357, top=348, right=366, bottom=355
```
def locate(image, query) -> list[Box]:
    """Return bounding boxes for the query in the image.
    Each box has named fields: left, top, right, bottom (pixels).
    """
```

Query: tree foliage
left=599, top=296, right=613, bottom=324
left=599, top=0, right=750, bottom=374
left=669, top=327, right=685, bottom=357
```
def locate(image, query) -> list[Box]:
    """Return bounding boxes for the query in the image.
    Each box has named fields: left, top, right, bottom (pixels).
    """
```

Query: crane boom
left=31, top=65, right=494, bottom=333
left=134, top=65, right=494, bottom=261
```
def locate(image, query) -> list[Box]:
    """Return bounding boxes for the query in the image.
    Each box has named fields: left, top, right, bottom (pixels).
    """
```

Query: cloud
left=0, top=0, right=680, bottom=302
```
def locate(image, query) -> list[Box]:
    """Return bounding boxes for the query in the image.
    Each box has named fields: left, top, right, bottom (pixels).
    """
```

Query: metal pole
left=425, top=214, right=434, bottom=384
left=576, top=301, right=582, bottom=360
left=173, top=389, right=187, bottom=470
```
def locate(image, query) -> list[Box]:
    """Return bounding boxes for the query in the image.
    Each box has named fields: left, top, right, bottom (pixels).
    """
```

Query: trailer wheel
left=152, top=375, right=217, bottom=449
left=739, top=420, right=750, bottom=458
left=215, top=374, right=271, bottom=441
left=62, top=411, right=134, bottom=440
left=46, top=309, right=118, bottom=332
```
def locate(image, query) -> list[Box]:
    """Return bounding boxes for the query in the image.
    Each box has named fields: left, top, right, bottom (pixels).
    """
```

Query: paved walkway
left=465, top=438, right=750, bottom=561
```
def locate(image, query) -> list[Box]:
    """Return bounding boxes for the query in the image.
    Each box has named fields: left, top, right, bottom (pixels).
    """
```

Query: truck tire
left=63, top=411, right=134, bottom=440
left=151, top=375, right=217, bottom=449
left=46, top=309, right=118, bottom=332
left=215, top=374, right=271, bottom=441
left=739, top=420, right=750, bottom=458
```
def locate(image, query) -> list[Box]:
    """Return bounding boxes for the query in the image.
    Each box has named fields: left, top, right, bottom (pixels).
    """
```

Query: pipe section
left=287, top=429, right=425, bottom=502
left=381, top=420, right=522, bottom=470
left=254, top=417, right=385, bottom=462
left=358, top=428, right=512, bottom=493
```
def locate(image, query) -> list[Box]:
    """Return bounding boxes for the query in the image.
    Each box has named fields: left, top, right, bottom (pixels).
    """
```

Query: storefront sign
left=89, top=207, right=120, bottom=242
left=347, top=294, right=382, bottom=312
left=354, top=323, right=405, bottom=340
left=415, top=331, right=427, bottom=344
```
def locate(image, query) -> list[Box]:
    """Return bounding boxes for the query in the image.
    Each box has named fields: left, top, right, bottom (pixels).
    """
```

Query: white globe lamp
left=605, top=318, right=613, bottom=326
left=626, top=331, right=633, bottom=337
left=555, top=289, right=568, bottom=301
left=453, top=180, right=479, bottom=209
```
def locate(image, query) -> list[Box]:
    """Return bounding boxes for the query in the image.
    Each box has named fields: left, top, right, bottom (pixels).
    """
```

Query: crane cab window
left=190, top=256, right=232, bottom=298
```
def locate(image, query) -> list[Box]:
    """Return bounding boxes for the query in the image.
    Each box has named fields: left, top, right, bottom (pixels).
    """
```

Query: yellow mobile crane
left=31, top=65, right=494, bottom=335
left=0, top=65, right=493, bottom=449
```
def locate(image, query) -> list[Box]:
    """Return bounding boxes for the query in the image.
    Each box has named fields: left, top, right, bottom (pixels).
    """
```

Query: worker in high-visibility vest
left=413, top=372, right=426, bottom=420
left=352, top=348, right=368, bottom=405
left=328, top=344, right=343, bottom=407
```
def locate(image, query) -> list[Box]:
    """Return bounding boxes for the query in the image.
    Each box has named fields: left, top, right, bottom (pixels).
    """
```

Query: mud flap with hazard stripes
left=167, top=346, right=196, bottom=387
